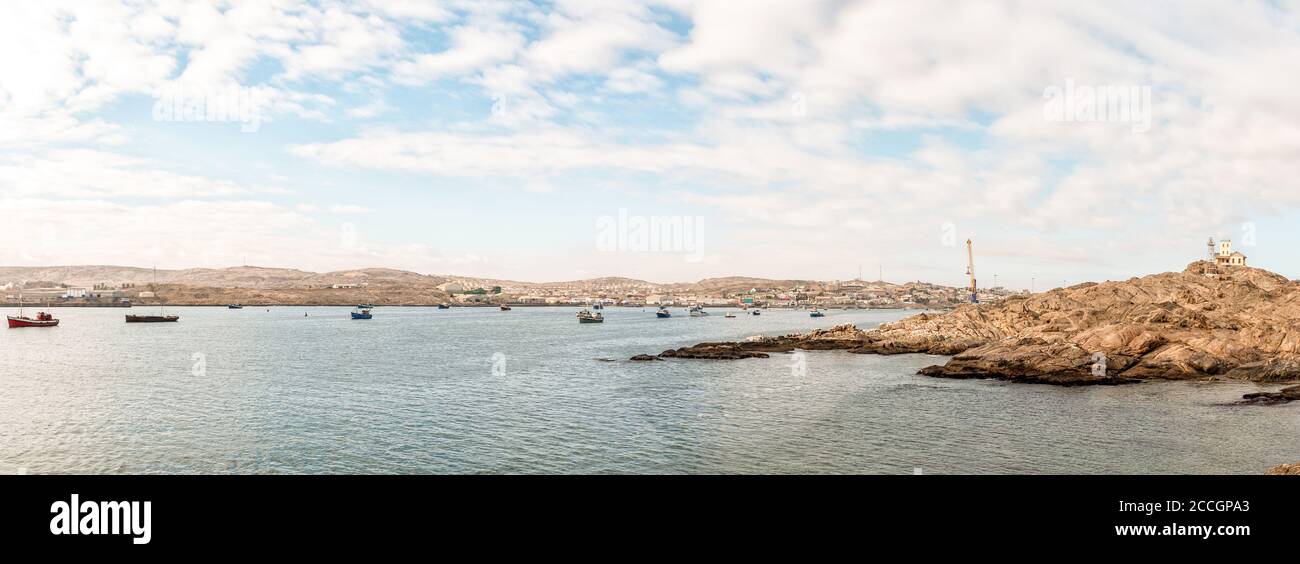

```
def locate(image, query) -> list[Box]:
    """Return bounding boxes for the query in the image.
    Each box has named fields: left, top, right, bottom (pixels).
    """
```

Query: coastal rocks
left=1266, top=462, right=1300, bottom=475
left=648, top=324, right=870, bottom=361
left=638, top=261, right=1300, bottom=387
left=657, top=344, right=771, bottom=360
left=916, top=338, right=1140, bottom=386
left=1235, top=385, right=1300, bottom=406
left=629, top=354, right=662, bottom=361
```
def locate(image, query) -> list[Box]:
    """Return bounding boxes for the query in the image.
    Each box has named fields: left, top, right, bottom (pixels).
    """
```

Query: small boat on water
left=357, top=303, right=376, bottom=309
left=500, top=304, right=512, bottom=311
left=576, top=309, right=604, bottom=323
left=437, top=303, right=451, bottom=309
left=751, top=310, right=761, bottom=316
left=592, top=303, right=604, bottom=310
left=126, top=315, right=180, bottom=323
left=809, top=309, right=826, bottom=318
left=688, top=305, right=709, bottom=317
left=724, top=312, right=736, bottom=318
left=8, top=310, right=59, bottom=328
left=227, top=304, right=243, bottom=309
left=351, top=307, right=373, bottom=320
left=656, top=307, right=672, bottom=318
left=129, top=268, right=179, bottom=323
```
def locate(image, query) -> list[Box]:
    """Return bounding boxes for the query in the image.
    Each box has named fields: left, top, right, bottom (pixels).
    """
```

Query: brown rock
left=629, top=354, right=662, bottom=361
left=1266, top=462, right=1300, bottom=475
left=1235, top=385, right=1300, bottom=405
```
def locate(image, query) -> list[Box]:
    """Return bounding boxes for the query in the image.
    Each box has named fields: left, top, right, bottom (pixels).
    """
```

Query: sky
left=3, top=0, right=1300, bottom=289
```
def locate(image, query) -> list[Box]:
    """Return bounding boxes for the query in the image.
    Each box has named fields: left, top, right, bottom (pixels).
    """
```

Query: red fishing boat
left=7, top=311, right=59, bottom=328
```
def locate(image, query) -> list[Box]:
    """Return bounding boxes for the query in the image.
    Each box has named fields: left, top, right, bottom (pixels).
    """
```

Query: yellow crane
left=965, top=239, right=978, bottom=304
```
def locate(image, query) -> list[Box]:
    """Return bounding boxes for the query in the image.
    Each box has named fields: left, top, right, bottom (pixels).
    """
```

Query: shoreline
left=634, top=261, right=1300, bottom=403
left=15, top=303, right=943, bottom=310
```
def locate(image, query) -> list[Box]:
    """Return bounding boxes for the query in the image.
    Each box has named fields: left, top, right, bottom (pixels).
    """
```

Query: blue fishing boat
left=809, top=309, right=825, bottom=318
left=656, top=307, right=671, bottom=318
left=351, top=307, right=373, bottom=320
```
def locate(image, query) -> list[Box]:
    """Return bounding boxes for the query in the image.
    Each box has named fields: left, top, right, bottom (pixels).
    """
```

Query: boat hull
left=351, top=313, right=372, bottom=319
left=7, top=316, right=59, bottom=328
left=578, top=317, right=603, bottom=323
left=656, top=311, right=671, bottom=318
left=125, top=315, right=179, bottom=323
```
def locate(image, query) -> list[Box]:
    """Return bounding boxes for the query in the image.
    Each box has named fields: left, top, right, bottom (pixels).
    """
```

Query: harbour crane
left=965, top=239, right=978, bottom=304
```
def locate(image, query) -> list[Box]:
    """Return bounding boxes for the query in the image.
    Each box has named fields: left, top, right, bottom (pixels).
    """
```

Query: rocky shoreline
left=635, top=262, right=1300, bottom=401
left=1267, top=462, right=1300, bottom=475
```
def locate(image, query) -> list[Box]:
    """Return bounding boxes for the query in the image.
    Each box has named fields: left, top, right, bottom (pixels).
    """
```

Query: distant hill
left=683, top=276, right=818, bottom=294
left=0, top=265, right=445, bottom=289
left=0, top=265, right=906, bottom=294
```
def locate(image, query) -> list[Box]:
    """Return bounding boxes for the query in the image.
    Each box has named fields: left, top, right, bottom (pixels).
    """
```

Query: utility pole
left=1031, top=277, right=1036, bottom=294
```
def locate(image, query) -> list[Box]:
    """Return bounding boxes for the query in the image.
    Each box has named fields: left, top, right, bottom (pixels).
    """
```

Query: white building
left=1215, top=240, right=1247, bottom=267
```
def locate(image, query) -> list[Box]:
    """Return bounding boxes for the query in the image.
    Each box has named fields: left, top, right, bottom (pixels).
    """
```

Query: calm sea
left=2, top=306, right=1296, bottom=474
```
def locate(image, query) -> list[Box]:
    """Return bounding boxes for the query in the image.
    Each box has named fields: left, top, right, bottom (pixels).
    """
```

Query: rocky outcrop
left=640, top=262, right=1300, bottom=388
left=1267, top=462, right=1300, bottom=475
left=1235, top=385, right=1300, bottom=405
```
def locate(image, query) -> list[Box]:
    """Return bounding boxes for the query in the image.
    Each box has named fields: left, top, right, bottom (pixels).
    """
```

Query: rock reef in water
left=637, top=262, right=1300, bottom=389
left=1235, top=385, right=1300, bottom=405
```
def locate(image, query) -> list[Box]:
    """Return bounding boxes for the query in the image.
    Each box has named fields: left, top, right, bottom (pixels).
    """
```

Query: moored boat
left=437, top=303, right=451, bottom=309
left=809, top=309, right=826, bottom=318
left=8, top=311, right=59, bottom=328
left=227, top=304, right=243, bottom=309
left=688, top=305, right=708, bottom=317
left=129, top=268, right=179, bottom=323
left=351, top=307, right=373, bottom=320
left=576, top=309, right=604, bottom=323
left=500, top=304, right=512, bottom=311
left=656, top=307, right=672, bottom=318
left=751, top=310, right=760, bottom=316
left=125, top=315, right=180, bottom=323
left=724, top=312, right=736, bottom=318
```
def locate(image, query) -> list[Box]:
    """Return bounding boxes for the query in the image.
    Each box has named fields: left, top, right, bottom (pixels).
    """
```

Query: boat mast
left=154, top=266, right=165, bottom=316
left=966, top=239, right=979, bottom=304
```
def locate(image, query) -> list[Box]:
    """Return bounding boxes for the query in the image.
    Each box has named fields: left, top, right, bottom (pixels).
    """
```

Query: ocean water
left=1, top=305, right=1296, bottom=474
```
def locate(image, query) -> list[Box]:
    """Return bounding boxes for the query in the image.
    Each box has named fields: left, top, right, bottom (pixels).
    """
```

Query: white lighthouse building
left=1215, top=239, right=1247, bottom=267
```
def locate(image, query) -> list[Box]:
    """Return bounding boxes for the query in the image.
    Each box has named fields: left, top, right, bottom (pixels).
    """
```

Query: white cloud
left=8, top=0, right=1300, bottom=282
left=0, top=149, right=246, bottom=199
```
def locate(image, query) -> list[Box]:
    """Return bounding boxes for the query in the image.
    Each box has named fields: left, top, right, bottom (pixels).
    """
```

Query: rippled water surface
left=2, top=306, right=1296, bottom=474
